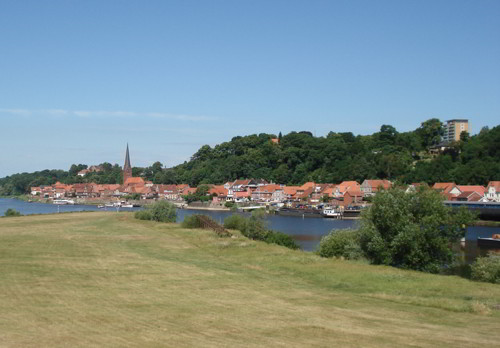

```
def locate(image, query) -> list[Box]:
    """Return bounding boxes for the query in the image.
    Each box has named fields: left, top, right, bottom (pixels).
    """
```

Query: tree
left=417, top=118, right=443, bottom=148
left=359, top=187, right=475, bottom=273
left=4, top=208, right=22, bottom=217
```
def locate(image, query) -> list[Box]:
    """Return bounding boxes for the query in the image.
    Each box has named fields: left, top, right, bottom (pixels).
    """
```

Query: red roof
left=457, top=185, right=486, bottom=196
left=364, top=179, right=392, bottom=190
left=487, top=181, right=500, bottom=191
left=124, top=177, right=145, bottom=185
left=234, top=191, right=251, bottom=198
left=338, top=181, right=360, bottom=193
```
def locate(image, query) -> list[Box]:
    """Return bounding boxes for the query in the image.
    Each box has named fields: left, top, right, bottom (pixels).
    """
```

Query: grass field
left=0, top=212, right=499, bottom=347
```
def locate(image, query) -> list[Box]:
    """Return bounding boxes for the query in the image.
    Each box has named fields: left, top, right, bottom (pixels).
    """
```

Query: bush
left=264, top=230, right=299, bottom=250
left=224, top=201, right=235, bottom=208
left=359, top=187, right=475, bottom=273
left=4, top=208, right=22, bottom=217
left=134, top=201, right=176, bottom=223
left=181, top=215, right=204, bottom=228
left=470, top=253, right=500, bottom=284
left=134, top=210, right=152, bottom=221
left=317, top=229, right=363, bottom=260
left=224, top=212, right=299, bottom=250
left=224, top=214, right=247, bottom=231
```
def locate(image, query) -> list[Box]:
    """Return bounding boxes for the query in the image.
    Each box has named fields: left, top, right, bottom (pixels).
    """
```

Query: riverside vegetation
left=1, top=121, right=499, bottom=195
left=1, top=212, right=500, bottom=347
left=316, top=187, right=500, bottom=283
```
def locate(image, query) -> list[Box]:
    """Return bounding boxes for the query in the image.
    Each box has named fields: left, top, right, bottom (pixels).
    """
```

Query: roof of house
left=234, top=191, right=251, bottom=198
left=487, top=181, right=500, bottom=191
left=457, top=185, right=486, bottom=196
left=363, top=179, right=392, bottom=190
left=338, top=181, right=360, bottom=192
left=233, top=179, right=252, bottom=186
left=432, top=182, right=455, bottom=190
left=296, top=187, right=314, bottom=199
left=283, top=186, right=299, bottom=195
left=124, top=177, right=145, bottom=185
left=300, top=182, right=315, bottom=190
left=344, top=190, right=363, bottom=197
left=209, top=185, right=228, bottom=196
left=456, top=191, right=482, bottom=201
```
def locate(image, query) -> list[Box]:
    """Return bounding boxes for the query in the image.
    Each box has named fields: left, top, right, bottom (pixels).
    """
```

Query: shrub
left=264, top=230, right=299, bottom=250
left=224, top=201, right=235, bottom=208
left=224, top=213, right=299, bottom=250
left=134, top=210, right=152, bottom=221
left=359, top=187, right=475, bottom=273
left=149, top=201, right=177, bottom=223
left=134, top=201, right=176, bottom=223
left=317, top=229, right=363, bottom=260
left=4, top=208, right=22, bottom=217
left=224, top=214, right=247, bottom=231
left=181, top=215, right=204, bottom=228
left=470, top=253, right=500, bottom=284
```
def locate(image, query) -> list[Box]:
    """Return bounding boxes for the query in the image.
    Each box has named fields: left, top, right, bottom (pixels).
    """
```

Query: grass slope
left=0, top=212, right=499, bottom=347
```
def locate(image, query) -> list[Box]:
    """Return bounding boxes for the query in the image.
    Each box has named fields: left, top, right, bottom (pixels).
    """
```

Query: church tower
left=123, top=143, right=132, bottom=184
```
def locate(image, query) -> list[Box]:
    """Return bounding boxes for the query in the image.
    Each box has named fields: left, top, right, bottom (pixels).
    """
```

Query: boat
left=275, top=208, right=323, bottom=218
left=105, top=203, right=114, bottom=207
left=477, top=237, right=500, bottom=248
left=121, top=204, right=133, bottom=208
left=322, top=208, right=342, bottom=219
left=53, top=199, right=75, bottom=205
left=97, top=205, right=105, bottom=209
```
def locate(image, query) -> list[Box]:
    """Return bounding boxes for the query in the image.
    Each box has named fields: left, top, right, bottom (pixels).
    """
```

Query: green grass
left=0, top=212, right=499, bottom=347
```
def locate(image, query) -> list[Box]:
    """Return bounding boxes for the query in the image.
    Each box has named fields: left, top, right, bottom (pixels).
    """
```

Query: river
left=1, top=198, right=499, bottom=258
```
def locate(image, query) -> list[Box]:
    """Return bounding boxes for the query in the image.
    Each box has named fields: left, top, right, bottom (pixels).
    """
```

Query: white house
left=486, top=181, right=500, bottom=202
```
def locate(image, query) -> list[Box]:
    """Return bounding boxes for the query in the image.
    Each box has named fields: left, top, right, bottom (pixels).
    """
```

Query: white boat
left=97, top=205, right=105, bottom=209
left=322, top=208, right=342, bottom=218
left=105, top=203, right=114, bottom=207
left=121, top=204, right=133, bottom=208
left=53, top=199, right=75, bottom=205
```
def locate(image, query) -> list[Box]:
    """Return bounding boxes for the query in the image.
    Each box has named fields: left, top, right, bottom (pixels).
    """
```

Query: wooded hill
left=1, top=119, right=499, bottom=195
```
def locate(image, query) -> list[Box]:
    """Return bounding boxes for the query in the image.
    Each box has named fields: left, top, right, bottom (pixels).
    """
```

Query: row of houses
left=427, top=181, right=500, bottom=202
left=30, top=177, right=500, bottom=205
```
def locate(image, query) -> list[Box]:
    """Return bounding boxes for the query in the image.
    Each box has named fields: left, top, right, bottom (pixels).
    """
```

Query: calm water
left=1, top=198, right=499, bottom=256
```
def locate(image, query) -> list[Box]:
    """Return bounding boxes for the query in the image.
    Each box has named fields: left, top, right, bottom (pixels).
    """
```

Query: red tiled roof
left=300, top=182, right=315, bottom=190
left=364, top=179, right=392, bottom=190
left=124, top=177, right=145, bottom=185
left=338, top=181, right=360, bottom=193
left=487, top=181, right=500, bottom=191
left=457, top=185, right=486, bottom=196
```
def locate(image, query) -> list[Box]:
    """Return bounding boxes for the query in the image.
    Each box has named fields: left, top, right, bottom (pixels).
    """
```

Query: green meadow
left=0, top=212, right=499, bottom=347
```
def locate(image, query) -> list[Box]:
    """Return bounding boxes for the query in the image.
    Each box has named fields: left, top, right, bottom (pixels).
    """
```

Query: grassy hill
left=0, top=212, right=499, bottom=347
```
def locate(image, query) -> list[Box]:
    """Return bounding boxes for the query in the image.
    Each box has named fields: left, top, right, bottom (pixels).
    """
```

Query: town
left=29, top=144, right=500, bottom=212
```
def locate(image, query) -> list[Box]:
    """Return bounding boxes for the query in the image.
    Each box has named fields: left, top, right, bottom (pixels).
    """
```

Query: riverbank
left=183, top=205, right=230, bottom=211
left=473, top=220, right=500, bottom=227
left=1, top=212, right=499, bottom=347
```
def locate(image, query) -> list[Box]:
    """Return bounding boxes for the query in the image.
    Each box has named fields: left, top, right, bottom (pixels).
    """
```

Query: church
left=122, top=144, right=149, bottom=191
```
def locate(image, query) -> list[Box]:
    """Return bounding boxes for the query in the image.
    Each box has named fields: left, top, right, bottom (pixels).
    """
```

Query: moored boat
left=477, top=237, right=500, bottom=248
left=322, top=208, right=342, bottom=219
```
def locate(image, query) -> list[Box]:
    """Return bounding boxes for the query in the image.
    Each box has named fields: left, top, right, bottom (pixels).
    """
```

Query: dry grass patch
left=0, top=212, right=499, bottom=347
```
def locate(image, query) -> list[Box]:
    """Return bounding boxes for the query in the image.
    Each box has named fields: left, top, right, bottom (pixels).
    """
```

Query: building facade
left=442, top=119, right=469, bottom=143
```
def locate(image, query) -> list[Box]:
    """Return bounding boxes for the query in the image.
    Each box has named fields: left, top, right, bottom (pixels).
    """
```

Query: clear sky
left=1, top=0, right=499, bottom=177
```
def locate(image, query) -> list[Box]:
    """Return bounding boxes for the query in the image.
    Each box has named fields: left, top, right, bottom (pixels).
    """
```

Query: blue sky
left=1, top=0, right=499, bottom=177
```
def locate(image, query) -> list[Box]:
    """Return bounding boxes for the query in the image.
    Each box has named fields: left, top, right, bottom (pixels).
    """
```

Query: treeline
left=1, top=119, right=499, bottom=195
left=146, top=119, right=499, bottom=186
left=0, top=163, right=123, bottom=196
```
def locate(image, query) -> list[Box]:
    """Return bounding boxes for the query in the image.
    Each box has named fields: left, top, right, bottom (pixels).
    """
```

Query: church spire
left=124, top=143, right=131, bottom=170
left=123, top=143, right=132, bottom=184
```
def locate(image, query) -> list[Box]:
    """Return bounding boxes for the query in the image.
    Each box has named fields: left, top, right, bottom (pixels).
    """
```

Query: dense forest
left=1, top=119, right=499, bottom=195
